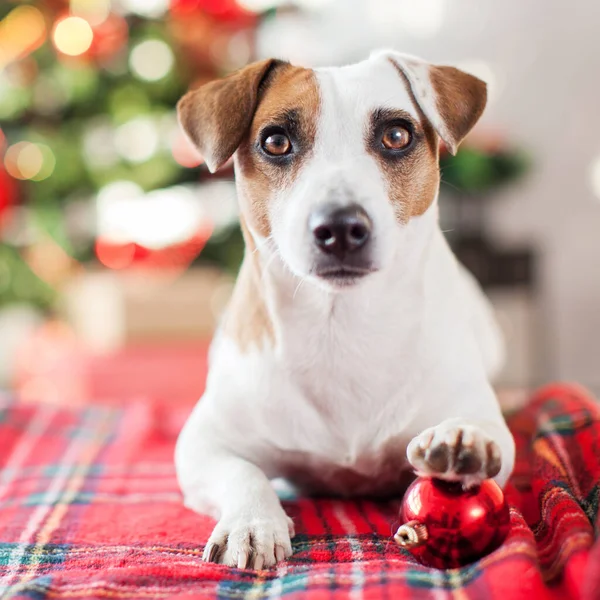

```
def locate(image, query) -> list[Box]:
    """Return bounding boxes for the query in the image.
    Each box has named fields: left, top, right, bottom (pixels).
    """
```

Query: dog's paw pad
left=408, top=424, right=501, bottom=483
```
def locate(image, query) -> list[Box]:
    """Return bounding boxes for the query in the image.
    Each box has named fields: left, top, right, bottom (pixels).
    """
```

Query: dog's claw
left=253, top=554, right=264, bottom=570
left=275, top=545, right=286, bottom=563
left=203, top=542, right=220, bottom=563
left=237, top=549, right=249, bottom=569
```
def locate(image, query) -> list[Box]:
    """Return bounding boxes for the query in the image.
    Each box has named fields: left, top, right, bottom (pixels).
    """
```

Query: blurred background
left=0, top=0, right=598, bottom=407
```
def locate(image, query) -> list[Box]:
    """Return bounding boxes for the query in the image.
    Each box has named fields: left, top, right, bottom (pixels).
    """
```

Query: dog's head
left=178, top=50, right=486, bottom=289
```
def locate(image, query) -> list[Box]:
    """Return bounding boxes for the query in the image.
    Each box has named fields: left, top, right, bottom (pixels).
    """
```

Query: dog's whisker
left=252, top=235, right=275, bottom=255
left=439, top=179, right=464, bottom=194
left=293, top=276, right=308, bottom=300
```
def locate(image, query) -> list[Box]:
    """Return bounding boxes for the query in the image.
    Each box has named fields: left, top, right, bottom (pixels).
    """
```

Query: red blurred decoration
left=95, top=224, right=214, bottom=273
left=95, top=239, right=136, bottom=270
left=89, top=13, right=128, bottom=62
left=172, top=132, right=204, bottom=168
left=0, top=128, right=18, bottom=228
left=14, top=320, right=87, bottom=406
left=395, top=477, right=510, bottom=569
left=15, top=336, right=209, bottom=407
left=170, top=0, right=257, bottom=25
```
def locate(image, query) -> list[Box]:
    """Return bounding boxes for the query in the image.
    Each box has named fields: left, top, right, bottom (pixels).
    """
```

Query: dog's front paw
left=407, top=422, right=501, bottom=485
left=202, top=511, right=294, bottom=569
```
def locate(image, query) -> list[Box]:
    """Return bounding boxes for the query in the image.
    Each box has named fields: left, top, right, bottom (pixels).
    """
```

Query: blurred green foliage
left=440, top=147, right=530, bottom=195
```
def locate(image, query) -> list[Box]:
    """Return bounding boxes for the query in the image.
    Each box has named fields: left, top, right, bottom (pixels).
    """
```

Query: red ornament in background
left=95, top=224, right=213, bottom=273
left=0, top=129, right=18, bottom=230
left=0, top=167, right=18, bottom=231
left=395, top=477, right=510, bottom=569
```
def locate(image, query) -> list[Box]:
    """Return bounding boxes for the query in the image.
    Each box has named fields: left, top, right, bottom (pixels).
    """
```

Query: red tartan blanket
left=0, top=383, right=599, bottom=599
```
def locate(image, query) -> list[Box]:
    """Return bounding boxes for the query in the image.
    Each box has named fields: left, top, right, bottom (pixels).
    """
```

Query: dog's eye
left=381, top=125, right=411, bottom=150
left=262, top=132, right=292, bottom=156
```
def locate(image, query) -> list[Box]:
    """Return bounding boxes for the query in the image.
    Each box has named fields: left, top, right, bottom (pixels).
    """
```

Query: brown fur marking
left=366, top=104, right=440, bottom=223
left=221, top=217, right=275, bottom=352
left=235, top=64, right=320, bottom=238
left=429, top=65, right=487, bottom=152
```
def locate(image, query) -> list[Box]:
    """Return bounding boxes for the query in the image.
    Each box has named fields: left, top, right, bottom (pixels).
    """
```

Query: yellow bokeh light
left=17, top=144, right=44, bottom=180
left=4, top=142, right=55, bottom=181
left=4, top=142, right=29, bottom=179
left=0, top=5, right=47, bottom=69
left=130, top=39, right=174, bottom=82
left=53, top=16, right=94, bottom=57
left=31, top=144, right=56, bottom=181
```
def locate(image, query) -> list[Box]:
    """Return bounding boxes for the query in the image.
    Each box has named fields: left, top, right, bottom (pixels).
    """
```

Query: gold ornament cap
left=394, top=520, right=429, bottom=549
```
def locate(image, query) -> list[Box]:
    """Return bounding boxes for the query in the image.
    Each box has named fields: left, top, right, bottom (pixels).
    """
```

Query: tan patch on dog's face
left=366, top=105, right=440, bottom=223
left=235, top=64, right=320, bottom=237
left=222, top=217, right=275, bottom=352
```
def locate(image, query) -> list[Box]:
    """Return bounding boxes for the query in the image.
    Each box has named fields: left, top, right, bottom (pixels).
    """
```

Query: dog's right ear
left=177, top=59, right=283, bottom=173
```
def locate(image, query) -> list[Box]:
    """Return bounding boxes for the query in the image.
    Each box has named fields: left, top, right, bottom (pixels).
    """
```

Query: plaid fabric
left=0, top=383, right=599, bottom=600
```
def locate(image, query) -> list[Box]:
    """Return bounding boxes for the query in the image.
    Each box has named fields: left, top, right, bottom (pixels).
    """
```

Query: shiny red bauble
left=395, top=477, right=510, bottom=569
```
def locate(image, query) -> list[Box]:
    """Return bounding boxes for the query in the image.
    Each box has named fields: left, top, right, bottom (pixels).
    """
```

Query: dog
left=175, top=49, right=516, bottom=570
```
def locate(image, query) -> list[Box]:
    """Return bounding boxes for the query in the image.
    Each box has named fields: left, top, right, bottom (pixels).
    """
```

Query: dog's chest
left=274, top=436, right=415, bottom=497
left=259, top=313, right=423, bottom=495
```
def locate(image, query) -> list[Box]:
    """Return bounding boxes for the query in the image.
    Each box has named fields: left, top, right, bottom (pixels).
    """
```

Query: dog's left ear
left=373, top=50, right=487, bottom=155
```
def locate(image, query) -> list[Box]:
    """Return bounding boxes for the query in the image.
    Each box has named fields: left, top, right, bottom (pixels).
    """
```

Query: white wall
left=257, top=0, right=600, bottom=391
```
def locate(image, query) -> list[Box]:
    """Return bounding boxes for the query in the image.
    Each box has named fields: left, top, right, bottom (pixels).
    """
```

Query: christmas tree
left=0, top=0, right=261, bottom=312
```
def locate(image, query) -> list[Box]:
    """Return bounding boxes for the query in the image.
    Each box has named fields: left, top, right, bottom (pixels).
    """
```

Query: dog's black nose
left=310, top=204, right=372, bottom=259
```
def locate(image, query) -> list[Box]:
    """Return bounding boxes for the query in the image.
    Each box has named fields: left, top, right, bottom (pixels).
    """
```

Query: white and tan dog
left=175, top=49, right=515, bottom=570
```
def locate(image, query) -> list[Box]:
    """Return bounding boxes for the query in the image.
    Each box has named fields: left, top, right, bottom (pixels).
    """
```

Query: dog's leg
left=175, top=415, right=294, bottom=569
left=405, top=370, right=515, bottom=488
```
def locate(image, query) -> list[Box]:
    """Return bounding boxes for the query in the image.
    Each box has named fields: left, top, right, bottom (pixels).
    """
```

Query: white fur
left=175, top=51, right=515, bottom=569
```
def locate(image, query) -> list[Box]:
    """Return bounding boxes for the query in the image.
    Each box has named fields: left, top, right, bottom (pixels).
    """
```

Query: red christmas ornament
left=395, top=477, right=510, bottom=569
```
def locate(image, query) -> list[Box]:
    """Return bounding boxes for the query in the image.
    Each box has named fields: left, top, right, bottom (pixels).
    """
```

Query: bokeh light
left=53, top=16, right=94, bottom=57
left=119, top=0, right=169, bottom=19
left=129, top=39, right=174, bottom=82
left=590, top=156, right=600, bottom=201
left=83, top=121, right=119, bottom=169
left=114, top=117, right=160, bottom=163
left=4, top=142, right=56, bottom=181
left=97, top=183, right=207, bottom=249
left=95, top=238, right=136, bottom=269
left=70, top=0, right=111, bottom=26
left=4, top=142, right=44, bottom=179
left=172, top=132, right=204, bottom=168
left=0, top=6, right=47, bottom=70
left=31, top=145, right=57, bottom=182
